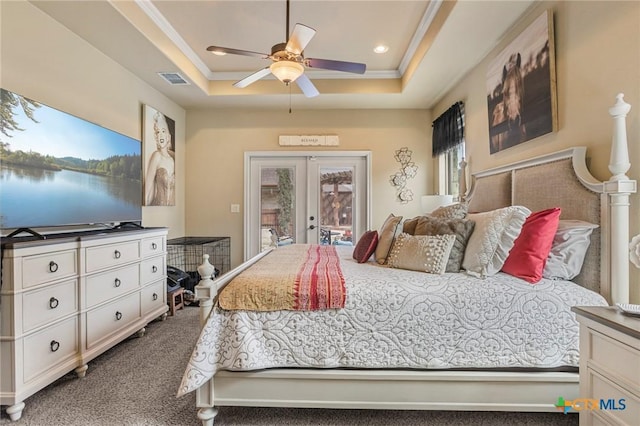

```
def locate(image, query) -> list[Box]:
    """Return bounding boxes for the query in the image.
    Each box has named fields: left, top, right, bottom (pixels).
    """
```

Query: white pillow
left=462, top=206, right=531, bottom=277
left=542, top=220, right=599, bottom=280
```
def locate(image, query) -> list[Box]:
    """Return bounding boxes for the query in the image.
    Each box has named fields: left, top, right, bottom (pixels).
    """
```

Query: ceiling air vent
left=157, top=72, right=190, bottom=85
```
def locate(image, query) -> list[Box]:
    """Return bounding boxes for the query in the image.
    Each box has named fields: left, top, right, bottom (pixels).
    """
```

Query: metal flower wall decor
left=390, top=147, right=418, bottom=203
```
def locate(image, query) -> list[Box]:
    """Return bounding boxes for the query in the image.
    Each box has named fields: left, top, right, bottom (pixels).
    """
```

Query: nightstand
left=572, top=306, right=640, bottom=425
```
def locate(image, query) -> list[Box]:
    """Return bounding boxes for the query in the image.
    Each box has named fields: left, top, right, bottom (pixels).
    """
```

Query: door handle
left=309, top=216, right=315, bottom=221
left=309, top=225, right=316, bottom=230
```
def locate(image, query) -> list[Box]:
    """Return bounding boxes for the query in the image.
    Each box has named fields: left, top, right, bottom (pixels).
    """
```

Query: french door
left=245, top=152, right=370, bottom=260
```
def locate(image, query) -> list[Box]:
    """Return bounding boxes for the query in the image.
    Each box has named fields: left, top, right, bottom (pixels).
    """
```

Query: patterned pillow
left=352, top=230, right=379, bottom=263
left=431, top=203, right=468, bottom=220
left=414, top=216, right=475, bottom=272
left=462, top=206, right=531, bottom=277
left=387, top=233, right=456, bottom=274
left=543, top=220, right=599, bottom=280
left=374, top=214, right=403, bottom=264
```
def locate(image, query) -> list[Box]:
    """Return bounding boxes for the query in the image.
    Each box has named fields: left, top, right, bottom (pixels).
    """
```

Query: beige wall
left=185, top=109, right=432, bottom=267
left=0, top=0, right=186, bottom=238
left=433, top=0, right=640, bottom=301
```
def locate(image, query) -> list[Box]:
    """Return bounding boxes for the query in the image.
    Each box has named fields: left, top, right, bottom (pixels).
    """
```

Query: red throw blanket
left=218, top=244, right=346, bottom=311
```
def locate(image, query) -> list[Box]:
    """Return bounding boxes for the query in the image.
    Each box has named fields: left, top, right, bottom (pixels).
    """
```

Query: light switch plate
left=231, top=204, right=240, bottom=213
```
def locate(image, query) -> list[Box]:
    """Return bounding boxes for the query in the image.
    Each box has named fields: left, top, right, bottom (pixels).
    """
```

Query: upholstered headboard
left=466, top=148, right=603, bottom=295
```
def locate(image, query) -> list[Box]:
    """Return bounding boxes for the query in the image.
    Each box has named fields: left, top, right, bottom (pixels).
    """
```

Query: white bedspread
left=177, top=247, right=607, bottom=397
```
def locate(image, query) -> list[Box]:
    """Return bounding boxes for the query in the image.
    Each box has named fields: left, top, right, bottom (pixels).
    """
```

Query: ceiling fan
left=206, top=0, right=366, bottom=98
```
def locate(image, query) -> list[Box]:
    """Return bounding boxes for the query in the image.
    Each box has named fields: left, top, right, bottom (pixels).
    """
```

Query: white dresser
left=572, top=306, right=640, bottom=425
left=0, top=228, right=168, bottom=421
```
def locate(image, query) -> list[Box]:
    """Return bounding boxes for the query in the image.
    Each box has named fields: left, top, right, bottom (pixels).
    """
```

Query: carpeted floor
left=0, top=306, right=578, bottom=425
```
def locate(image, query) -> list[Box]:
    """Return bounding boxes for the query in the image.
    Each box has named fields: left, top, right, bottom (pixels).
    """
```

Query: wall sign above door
left=279, top=135, right=339, bottom=146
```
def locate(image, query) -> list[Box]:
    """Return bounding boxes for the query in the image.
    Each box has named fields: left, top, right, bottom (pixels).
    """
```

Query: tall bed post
left=604, top=93, right=636, bottom=304
left=194, top=254, right=218, bottom=425
left=195, top=254, right=217, bottom=325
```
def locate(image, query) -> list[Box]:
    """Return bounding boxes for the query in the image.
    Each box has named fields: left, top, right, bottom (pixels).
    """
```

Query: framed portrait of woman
left=142, top=104, right=176, bottom=206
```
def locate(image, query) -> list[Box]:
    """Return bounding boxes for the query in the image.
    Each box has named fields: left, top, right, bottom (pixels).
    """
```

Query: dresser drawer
left=85, top=241, right=140, bottom=273
left=589, top=370, right=639, bottom=425
left=23, top=316, right=78, bottom=382
left=86, top=292, right=140, bottom=348
left=85, top=264, right=140, bottom=308
left=142, top=235, right=165, bottom=257
left=590, top=330, right=640, bottom=390
left=141, top=256, right=165, bottom=286
left=142, top=280, right=167, bottom=316
left=22, top=279, right=78, bottom=332
left=22, top=250, right=77, bottom=289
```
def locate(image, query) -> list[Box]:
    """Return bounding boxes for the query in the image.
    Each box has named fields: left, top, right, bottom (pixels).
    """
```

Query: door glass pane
left=319, top=167, right=353, bottom=246
left=260, top=167, right=295, bottom=251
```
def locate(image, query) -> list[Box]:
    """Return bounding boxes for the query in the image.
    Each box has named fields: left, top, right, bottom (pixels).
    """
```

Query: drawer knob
left=151, top=242, right=157, bottom=250
left=48, top=261, right=59, bottom=273
left=50, top=340, right=60, bottom=352
left=152, top=265, right=158, bottom=273
left=114, top=278, right=121, bottom=288
left=49, top=297, right=59, bottom=309
left=153, top=293, right=158, bottom=301
left=115, top=311, right=123, bottom=321
left=114, top=250, right=121, bottom=259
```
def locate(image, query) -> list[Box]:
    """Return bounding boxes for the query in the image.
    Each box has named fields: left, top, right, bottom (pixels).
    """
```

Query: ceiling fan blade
left=207, top=45, right=269, bottom=59
left=295, top=74, right=320, bottom=98
left=285, top=23, right=316, bottom=55
left=233, top=67, right=272, bottom=88
left=306, top=58, right=366, bottom=74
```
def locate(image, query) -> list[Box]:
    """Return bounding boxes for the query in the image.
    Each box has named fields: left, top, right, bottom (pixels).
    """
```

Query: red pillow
left=501, top=207, right=561, bottom=283
left=352, top=230, right=379, bottom=263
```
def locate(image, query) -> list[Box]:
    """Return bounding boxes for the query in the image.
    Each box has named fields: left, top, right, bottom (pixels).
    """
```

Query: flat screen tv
left=0, top=88, right=142, bottom=234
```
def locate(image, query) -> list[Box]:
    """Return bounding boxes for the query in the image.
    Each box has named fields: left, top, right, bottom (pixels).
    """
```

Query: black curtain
left=432, top=101, right=464, bottom=157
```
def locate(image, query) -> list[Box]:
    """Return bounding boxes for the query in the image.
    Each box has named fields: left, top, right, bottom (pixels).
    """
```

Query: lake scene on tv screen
left=0, top=89, right=142, bottom=230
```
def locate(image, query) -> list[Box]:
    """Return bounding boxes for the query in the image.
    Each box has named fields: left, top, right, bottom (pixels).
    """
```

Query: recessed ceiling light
left=373, top=45, right=389, bottom=54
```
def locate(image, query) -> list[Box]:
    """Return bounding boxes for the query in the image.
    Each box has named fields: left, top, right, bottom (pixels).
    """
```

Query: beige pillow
left=431, top=203, right=468, bottom=220
left=375, top=213, right=403, bottom=264
left=402, top=216, right=422, bottom=235
left=387, top=233, right=456, bottom=274
left=462, top=205, right=531, bottom=277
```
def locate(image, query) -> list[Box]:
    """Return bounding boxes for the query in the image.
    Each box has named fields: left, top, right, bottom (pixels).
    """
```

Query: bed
left=179, top=94, right=636, bottom=425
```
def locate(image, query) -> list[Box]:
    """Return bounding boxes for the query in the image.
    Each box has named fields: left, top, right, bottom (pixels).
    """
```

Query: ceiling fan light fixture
left=270, top=60, right=304, bottom=84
